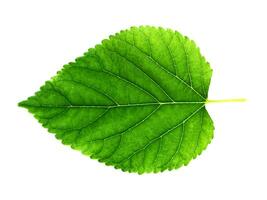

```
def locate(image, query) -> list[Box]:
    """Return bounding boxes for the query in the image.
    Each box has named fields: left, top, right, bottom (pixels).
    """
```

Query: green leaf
left=19, top=26, right=214, bottom=174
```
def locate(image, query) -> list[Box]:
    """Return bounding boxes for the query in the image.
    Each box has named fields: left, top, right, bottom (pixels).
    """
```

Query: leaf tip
left=18, top=100, right=28, bottom=108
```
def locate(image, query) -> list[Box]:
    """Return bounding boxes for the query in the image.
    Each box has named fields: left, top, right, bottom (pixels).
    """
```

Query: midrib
left=24, top=101, right=206, bottom=109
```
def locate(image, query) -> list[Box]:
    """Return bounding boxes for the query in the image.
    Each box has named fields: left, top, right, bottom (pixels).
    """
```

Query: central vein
left=32, top=101, right=206, bottom=109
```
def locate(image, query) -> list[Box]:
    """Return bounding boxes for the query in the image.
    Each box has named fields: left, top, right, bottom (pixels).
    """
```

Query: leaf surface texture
left=19, top=26, right=214, bottom=173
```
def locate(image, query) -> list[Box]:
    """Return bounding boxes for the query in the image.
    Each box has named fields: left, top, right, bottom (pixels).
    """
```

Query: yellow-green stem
left=206, top=98, right=247, bottom=104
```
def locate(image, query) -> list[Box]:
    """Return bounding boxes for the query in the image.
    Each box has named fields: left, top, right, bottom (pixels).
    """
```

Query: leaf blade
left=19, top=26, right=214, bottom=173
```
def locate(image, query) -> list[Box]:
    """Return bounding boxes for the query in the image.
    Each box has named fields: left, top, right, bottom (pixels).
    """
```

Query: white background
left=1, top=0, right=267, bottom=199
